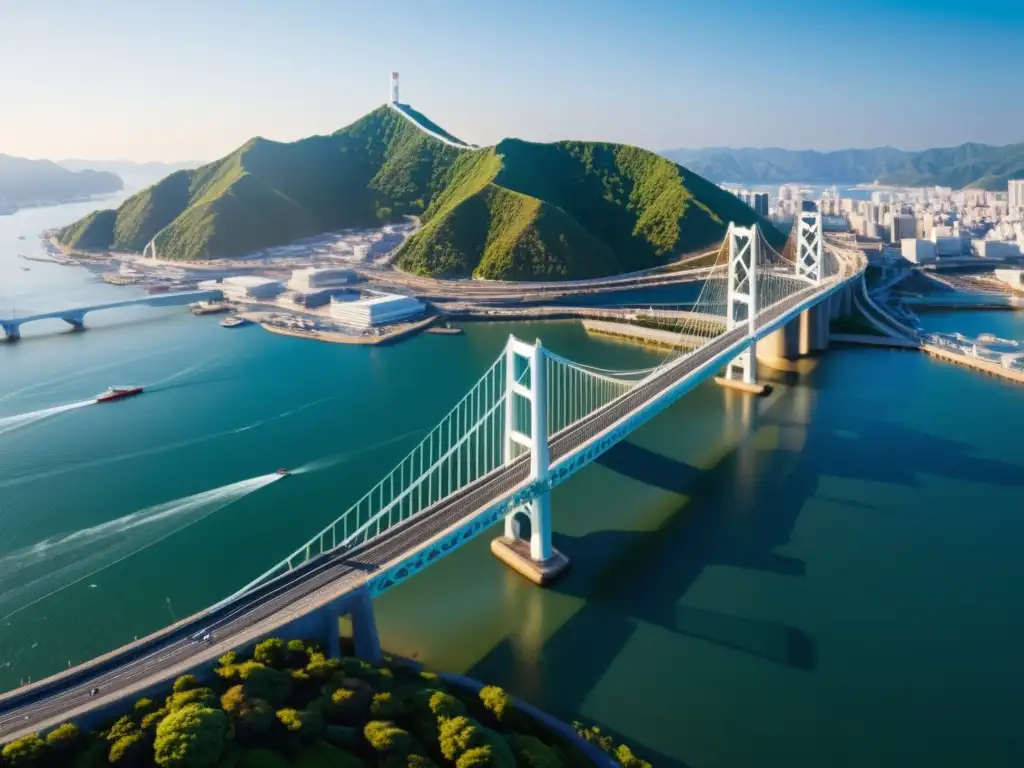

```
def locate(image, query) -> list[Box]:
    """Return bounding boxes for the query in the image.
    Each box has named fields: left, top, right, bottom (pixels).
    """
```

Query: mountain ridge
left=660, top=142, right=1024, bottom=189
left=57, top=105, right=777, bottom=280
left=0, top=154, right=122, bottom=211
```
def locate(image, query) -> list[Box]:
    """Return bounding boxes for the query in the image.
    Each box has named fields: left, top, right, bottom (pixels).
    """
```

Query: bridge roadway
left=1, top=291, right=219, bottom=338
left=0, top=277, right=841, bottom=740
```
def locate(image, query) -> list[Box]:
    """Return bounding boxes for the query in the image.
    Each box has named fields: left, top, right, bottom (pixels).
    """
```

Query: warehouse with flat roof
left=330, top=292, right=425, bottom=328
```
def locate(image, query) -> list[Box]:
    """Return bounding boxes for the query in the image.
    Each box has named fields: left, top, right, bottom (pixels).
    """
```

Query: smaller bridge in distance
left=0, top=290, right=221, bottom=341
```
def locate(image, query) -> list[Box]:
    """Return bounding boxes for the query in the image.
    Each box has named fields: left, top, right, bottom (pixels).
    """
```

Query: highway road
left=0, top=267, right=850, bottom=742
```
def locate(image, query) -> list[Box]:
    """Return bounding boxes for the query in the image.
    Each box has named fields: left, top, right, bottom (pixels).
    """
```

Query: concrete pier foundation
left=757, top=317, right=802, bottom=362
left=493, top=493, right=570, bottom=585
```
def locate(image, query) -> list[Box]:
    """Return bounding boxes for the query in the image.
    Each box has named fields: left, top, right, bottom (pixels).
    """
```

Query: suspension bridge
left=0, top=212, right=866, bottom=740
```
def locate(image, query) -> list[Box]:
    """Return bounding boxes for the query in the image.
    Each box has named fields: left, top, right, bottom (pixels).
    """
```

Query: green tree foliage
left=133, top=697, right=158, bottom=717
left=6, top=642, right=643, bottom=768
left=572, top=722, right=652, bottom=768
left=478, top=686, right=511, bottom=723
left=253, top=638, right=287, bottom=669
left=45, top=722, right=82, bottom=755
left=172, top=674, right=200, bottom=693
left=427, top=691, right=465, bottom=719
left=364, top=721, right=412, bottom=755
left=0, top=734, right=47, bottom=767
left=370, top=691, right=406, bottom=720
left=216, top=660, right=292, bottom=706
left=508, top=734, right=565, bottom=768
left=327, top=685, right=371, bottom=724
left=275, top=706, right=325, bottom=744
left=141, top=707, right=170, bottom=733
left=293, top=741, right=368, bottom=768
left=166, top=687, right=219, bottom=712
left=438, top=716, right=482, bottom=762
left=222, top=684, right=275, bottom=742
left=304, top=652, right=341, bottom=683
left=108, top=731, right=149, bottom=766
left=105, top=714, right=138, bottom=742
left=153, top=704, right=230, bottom=768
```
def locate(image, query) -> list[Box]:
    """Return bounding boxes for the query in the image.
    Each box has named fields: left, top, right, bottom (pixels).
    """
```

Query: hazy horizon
left=2, top=0, right=1022, bottom=163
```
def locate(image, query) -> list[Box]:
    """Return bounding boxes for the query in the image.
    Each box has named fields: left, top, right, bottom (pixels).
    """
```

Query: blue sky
left=1, top=0, right=1022, bottom=161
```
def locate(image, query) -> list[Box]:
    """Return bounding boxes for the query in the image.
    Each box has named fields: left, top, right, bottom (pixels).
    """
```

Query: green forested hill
left=59, top=105, right=774, bottom=280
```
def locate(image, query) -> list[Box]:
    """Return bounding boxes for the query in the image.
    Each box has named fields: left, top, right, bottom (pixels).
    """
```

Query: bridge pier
left=1, top=322, right=20, bottom=342
left=276, top=586, right=381, bottom=664
left=492, top=337, right=570, bottom=585
left=62, top=315, right=86, bottom=331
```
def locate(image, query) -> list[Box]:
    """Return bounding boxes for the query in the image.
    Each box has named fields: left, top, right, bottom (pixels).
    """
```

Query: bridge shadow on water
left=466, top=363, right=1024, bottom=766
left=467, top=393, right=823, bottom=766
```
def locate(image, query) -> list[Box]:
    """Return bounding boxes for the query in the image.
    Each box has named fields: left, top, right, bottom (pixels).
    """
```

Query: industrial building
left=901, top=239, right=937, bottom=263
left=330, top=292, right=426, bottom=328
left=891, top=213, right=916, bottom=243
left=288, top=267, right=356, bottom=293
left=933, top=236, right=965, bottom=257
left=199, top=276, right=285, bottom=301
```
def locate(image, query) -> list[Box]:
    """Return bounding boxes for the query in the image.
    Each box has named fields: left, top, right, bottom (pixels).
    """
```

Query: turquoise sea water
left=2, top=201, right=1023, bottom=767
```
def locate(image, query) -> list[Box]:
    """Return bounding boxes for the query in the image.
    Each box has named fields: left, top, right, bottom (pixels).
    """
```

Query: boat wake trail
left=0, top=400, right=93, bottom=438
left=0, top=473, right=282, bottom=621
left=0, top=348, right=179, bottom=404
left=144, top=355, right=223, bottom=390
left=0, top=398, right=338, bottom=490
left=293, top=427, right=425, bottom=474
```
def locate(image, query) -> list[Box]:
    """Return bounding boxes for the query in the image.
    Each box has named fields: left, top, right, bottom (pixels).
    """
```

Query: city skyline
left=1, top=0, right=1023, bottom=162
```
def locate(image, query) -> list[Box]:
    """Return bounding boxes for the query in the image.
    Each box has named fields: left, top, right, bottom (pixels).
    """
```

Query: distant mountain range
left=0, top=154, right=122, bottom=213
left=58, top=159, right=204, bottom=192
left=660, top=143, right=1024, bottom=190
left=57, top=105, right=777, bottom=281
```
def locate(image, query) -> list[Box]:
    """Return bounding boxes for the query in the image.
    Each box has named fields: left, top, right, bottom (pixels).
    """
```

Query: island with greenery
left=0, top=637, right=648, bottom=768
left=56, top=104, right=775, bottom=281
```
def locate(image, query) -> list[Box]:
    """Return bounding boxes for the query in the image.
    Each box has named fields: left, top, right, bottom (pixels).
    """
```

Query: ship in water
left=220, top=316, right=250, bottom=328
left=95, top=385, right=144, bottom=403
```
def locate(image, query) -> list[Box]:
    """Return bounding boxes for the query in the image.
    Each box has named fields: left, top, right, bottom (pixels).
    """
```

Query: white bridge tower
left=494, top=336, right=569, bottom=584
left=796, top=209, right=823, bottom=284
left=724, top=224, right=759, bottom=385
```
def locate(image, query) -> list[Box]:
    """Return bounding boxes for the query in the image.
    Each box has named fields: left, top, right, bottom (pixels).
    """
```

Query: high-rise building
left=1009, top=180, right=1024, bottom=210
left=891, top=213, right=916, bottom=243
left=390, top=72, right=399, bottom=104
left=753, top=193, right=769, bottom=217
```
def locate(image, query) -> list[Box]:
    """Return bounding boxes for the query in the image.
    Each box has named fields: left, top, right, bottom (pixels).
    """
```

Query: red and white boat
left=95, top=385, right=144, bottom=404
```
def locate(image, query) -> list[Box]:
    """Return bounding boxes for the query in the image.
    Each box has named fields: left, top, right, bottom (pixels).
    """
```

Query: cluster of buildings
left=199, top=267, right=426, bottom=329
left=726, top=181, right=1024, bottom=266
left=726, top=189, right=769, bottom=217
